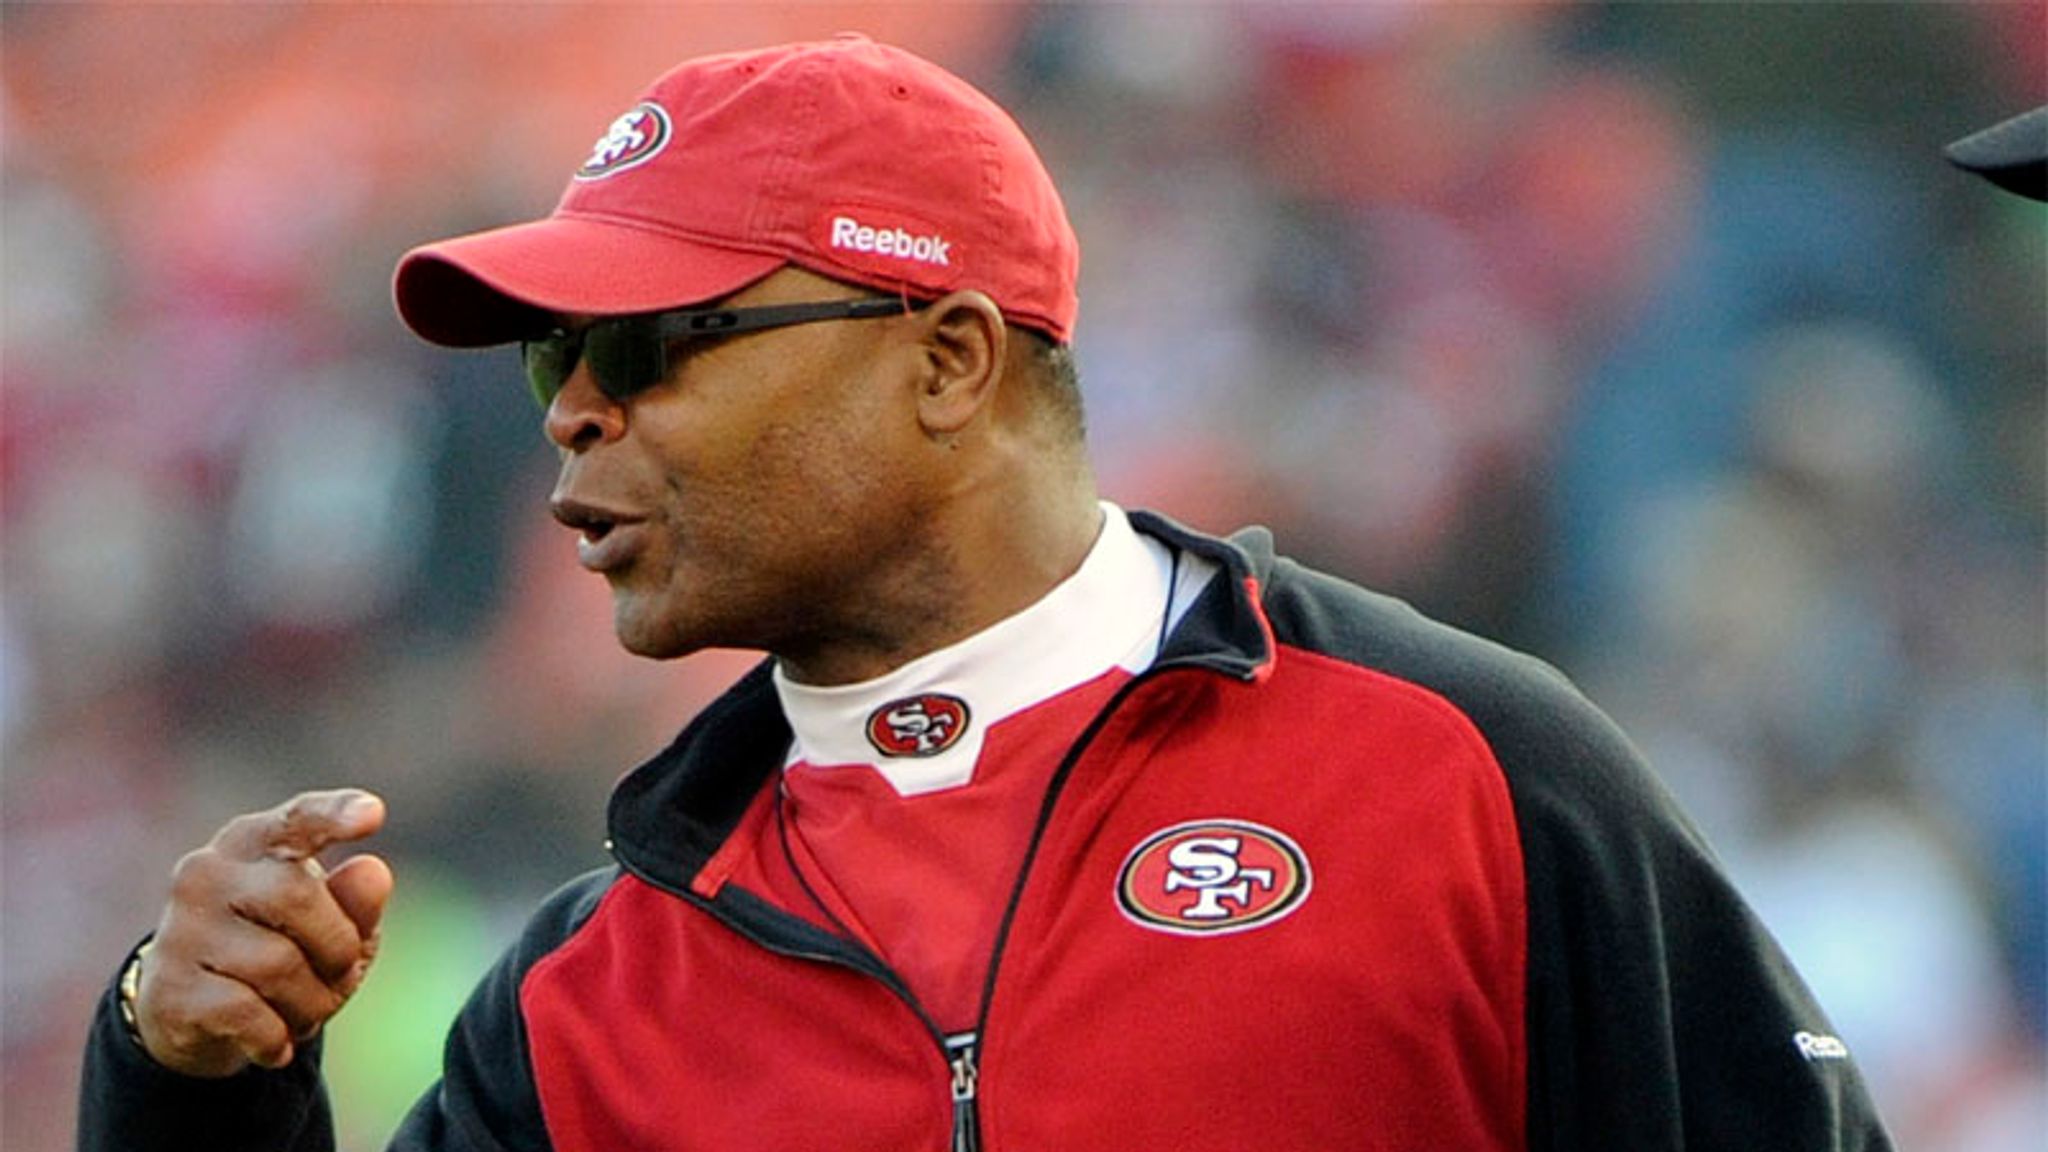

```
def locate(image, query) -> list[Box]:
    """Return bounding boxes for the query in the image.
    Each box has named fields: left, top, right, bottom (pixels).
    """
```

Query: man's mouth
left=551, top=499, right=646, bottom=572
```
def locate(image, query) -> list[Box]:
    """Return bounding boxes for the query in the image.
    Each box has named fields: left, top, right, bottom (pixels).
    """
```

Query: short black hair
left=1019, top=328, right=1085, bottom=443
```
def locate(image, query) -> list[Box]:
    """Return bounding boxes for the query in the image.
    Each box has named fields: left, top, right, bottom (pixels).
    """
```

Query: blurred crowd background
left=3, top=3, right=2042, bottom=1149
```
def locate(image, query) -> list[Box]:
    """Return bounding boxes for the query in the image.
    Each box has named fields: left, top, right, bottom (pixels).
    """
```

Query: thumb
left=326, top=853, right=394, bottom=941
left=325, top=853, right=394, bottom=998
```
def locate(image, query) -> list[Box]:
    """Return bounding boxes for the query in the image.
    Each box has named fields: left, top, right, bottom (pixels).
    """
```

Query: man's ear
left=913, top=290, right=1006, bottom=438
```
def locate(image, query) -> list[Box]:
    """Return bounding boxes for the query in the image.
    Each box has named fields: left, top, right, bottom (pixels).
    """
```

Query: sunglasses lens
left=523, top=333, right=579, bottom=409
left=521, top=320, right=663, bottom=409
left=582, top=317, right=666, bottom=403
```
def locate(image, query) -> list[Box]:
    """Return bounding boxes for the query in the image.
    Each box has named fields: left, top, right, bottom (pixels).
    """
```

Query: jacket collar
left=606, top=511, right=1278, bottom=895
left=1131, top=509, right=1276, bottom=682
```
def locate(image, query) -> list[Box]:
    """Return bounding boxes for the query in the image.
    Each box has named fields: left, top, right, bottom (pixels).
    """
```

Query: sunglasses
left=523, top=297, right=922, bottom=408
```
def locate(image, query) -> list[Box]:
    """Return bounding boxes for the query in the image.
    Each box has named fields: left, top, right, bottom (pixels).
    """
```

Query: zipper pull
left=945, top=1031, right=981, bottom=1152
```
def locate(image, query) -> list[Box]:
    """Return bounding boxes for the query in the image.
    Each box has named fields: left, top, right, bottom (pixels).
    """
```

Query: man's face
left=544, top=267, right=942, bottom=669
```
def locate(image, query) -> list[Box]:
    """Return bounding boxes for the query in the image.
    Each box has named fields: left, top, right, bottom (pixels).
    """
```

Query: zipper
left=663, top=888, right=982, bottom=1144
left=674, top=894, right=986, bottom=1151
left=616, top=658, right=1240, bottom=1152
left=945, top=1031, right=981, bottom=1152
left=947, top=662, right=1213, bottom=1152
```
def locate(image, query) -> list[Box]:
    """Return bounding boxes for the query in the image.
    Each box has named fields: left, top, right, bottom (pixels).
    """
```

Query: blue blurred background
left=3, top=4, right=2042, bottom=1148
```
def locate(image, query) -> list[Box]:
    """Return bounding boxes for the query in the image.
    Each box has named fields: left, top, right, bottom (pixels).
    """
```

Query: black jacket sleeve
left=1259, top=555, right=1896, bottom=1150
left=1500, top=684, right=1896, bottom=1150
left=78, top=939, right=336, bottom=1152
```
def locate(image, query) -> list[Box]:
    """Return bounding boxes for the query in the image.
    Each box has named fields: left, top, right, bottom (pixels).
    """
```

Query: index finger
left=213, top=790, right=387, bottom=863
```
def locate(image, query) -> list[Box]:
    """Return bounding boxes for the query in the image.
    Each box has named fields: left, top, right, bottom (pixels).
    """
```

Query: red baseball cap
left=393, top=34, right=1080, bottom=347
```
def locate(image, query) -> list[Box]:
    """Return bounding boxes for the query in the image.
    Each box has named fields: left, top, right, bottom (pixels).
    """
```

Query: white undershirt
left=773, top=503, right=1217, bottom=796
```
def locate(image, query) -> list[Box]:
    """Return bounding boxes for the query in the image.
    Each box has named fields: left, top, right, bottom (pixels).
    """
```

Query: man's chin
left=610, top=603, right=699, bottom=661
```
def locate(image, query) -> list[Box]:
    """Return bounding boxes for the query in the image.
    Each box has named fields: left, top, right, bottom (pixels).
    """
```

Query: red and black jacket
left=81, top=513, right=1895, bottom=1151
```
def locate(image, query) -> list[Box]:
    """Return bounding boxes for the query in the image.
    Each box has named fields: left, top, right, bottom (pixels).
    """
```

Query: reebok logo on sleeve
left=1793, top=1031, right=1850, bottom=1061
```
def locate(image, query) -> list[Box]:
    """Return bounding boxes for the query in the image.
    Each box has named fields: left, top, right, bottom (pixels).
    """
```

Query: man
left=80, top=35, right=1893, bottom=1151
left=1946, top=103, right=2048, bottom=201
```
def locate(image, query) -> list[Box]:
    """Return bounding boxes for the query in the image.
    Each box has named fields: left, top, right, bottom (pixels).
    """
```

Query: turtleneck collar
left=772, top=502, right=1212, bottom=796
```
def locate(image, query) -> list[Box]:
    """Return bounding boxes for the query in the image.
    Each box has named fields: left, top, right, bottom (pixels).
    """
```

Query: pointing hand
left=129, top=790, right=395, bottom=1078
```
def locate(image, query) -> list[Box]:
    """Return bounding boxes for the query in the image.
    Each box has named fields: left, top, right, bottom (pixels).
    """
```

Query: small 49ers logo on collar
left=1118, top=819, right=1311, bottom=936
left=866, top=694, right=971, bottom=758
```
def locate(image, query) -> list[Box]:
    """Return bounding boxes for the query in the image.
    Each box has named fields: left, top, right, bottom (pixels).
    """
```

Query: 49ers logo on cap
left=1117, top=819, right=1311, bottom=936
left=866, top=694, right=970, bottom=758
left=575, top=103, right=671, bottom=181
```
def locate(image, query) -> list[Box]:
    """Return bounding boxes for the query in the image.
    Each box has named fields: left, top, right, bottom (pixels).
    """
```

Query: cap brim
left=393, top=214, right=788, bottom=348
left=1944, top=105, right=2048, bottom=202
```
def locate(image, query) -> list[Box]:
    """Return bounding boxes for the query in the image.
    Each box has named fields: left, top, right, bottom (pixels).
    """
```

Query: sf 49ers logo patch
left=1117, top=819, right=1311, bottom=936
left=575, top=102, right=671, bottom=181
left=866, top=694, right=971, bottom=758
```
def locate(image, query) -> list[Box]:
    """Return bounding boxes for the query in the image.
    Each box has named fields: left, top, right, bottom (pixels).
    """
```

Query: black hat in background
left=1945, top=105, right=2048, bottom=201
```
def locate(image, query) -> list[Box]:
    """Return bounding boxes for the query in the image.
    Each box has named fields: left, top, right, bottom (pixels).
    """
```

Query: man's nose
left=543, top=362, right=626, bottom=451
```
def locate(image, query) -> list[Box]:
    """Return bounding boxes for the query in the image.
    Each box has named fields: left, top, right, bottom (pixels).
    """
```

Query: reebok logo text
left=1793, top=1031, right=1850, bottom=1061
left=830, top=216, right=951, bottom=266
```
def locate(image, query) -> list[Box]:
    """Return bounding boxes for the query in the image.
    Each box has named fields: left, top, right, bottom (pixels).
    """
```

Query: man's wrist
left=117, top=938, right=155, bottom=1049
